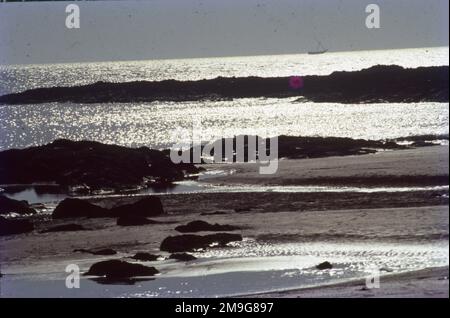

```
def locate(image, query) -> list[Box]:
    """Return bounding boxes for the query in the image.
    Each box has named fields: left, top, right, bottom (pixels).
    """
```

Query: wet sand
left=0, top=146, right=448, bottom=297
left=245, top=266, right=449, bottom=298
left=201, top=146, right=448, bottom=187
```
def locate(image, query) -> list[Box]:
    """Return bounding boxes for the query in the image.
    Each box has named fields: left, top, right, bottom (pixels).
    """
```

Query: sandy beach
left=201, top=145, right=449, bottom=187
left=0, top=146, right=448, bottom=297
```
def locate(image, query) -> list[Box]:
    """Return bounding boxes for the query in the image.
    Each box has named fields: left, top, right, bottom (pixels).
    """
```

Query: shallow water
left=1, top=240, right=447, bottom=298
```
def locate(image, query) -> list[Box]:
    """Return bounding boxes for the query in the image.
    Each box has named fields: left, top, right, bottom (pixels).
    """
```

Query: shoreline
left=0, top=143, right=448, bottom=298
left=242, top=266, right=449, bottom=298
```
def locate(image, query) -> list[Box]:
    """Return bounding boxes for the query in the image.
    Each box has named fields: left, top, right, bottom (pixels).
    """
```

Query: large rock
left=175, top=220, right=241, bottom=233
left=0, top=216, right=34, bottom=236
left=316, top=261, right=333, bottom=270
left=0, top=195, right=36, bottom=215
left=111, top=197, right=164, bottom=217
left=52, top=198, right=108, bottom=218
left=85, top=260, right=159, bottom=278
left=160, top=233, right=243, bottom=253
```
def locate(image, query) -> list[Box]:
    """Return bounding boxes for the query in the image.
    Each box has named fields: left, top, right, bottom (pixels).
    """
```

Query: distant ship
left=308, top=41, right=328, bottom=55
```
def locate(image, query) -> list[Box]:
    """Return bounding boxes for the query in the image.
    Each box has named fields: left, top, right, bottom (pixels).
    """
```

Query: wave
left=0, top=65, right=448, bottom=104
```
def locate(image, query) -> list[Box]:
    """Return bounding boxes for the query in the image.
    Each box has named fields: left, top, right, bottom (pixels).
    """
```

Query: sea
left=0, top=47, right=449, bottom=297
left=0, top=47, right=448, bottom=151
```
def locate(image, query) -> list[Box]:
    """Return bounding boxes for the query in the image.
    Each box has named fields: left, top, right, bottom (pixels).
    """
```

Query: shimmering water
left=0, top=47, right=448, bottom=150
left=0, top=100, right=448, bottom=150
left=1, top=240, right=447, bottom=297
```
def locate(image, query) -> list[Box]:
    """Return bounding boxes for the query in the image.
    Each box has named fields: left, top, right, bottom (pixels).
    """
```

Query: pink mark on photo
left=289, top=76, right=304, bottom=89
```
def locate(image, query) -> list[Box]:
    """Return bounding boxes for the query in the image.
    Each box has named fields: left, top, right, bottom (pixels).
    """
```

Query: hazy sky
left=0, top=0, right=448, bottom=64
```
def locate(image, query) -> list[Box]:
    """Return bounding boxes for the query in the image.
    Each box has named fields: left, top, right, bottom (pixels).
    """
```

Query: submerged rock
left=74, top=248, right=117, bottom=256
left=0, top=195, right=36, bottom=215
left=85, top=260, right=159, bottom=278
left=169, top=253, right=197, bottom=262
left=160, top=233, right=243, bottom=253
left=0, top=216, right=34, bottom=236
left=131, top=252, right=160, bottom=261
left=316, top=261, right=333, bottom=270
left=40, top=224, right=86, bottom=233
left=175, top=220, right=241, bottom=233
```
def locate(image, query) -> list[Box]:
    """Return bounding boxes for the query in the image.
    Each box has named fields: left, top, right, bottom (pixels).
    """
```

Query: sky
left=0, top=0, right=448, bottom=64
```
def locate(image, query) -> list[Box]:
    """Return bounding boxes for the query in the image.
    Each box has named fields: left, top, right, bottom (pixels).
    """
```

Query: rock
left=316, top=261, right=333, bottom=270
left=116, top=216, right=158, bottom=226
left=411, top=141, right=435, bottom=147
left=0, top=216, right=34, bottom=236
left=0, top=195, right=36, bottom=215
left=53, top=197, right=165, bottom=219
left=131, top=252, right=159, bottom=261
left=160, top=233, right=243, bottom=253
left=74, top=248, right=117, bottom=256
left=169, top=253, right=197, bottom=262
left=40, top=224, right=86, bottom=233
left=200, top=211, right=228, bottom=216
left=175, top=220, right=241, bottom=233
left=0, top=139, right=198, bottom=189
left=1, top=66, right=447, bottom=104
left=111, top=197, right=164, bottom=217
left=85, top=260, right=159, bottom=278
left=52, top=198, right=108, bottom=219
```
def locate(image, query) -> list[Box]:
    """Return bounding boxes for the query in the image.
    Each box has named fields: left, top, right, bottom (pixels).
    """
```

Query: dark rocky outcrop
left=181, top=135, right=405, bottom=164
left=52, top=198, right=108, bottom=219
left=175, top=220, right=241, bottom=233
left=52, top=197, right=164, bottom=219
left=0, top=195, right=36, bottom=215
left=160, top=233, right=243, bottom=253
left=316, top=261, right=333, bottom=270
left=0, top=216, right=34, bottom=236
left=169, top=253, right=197, bottom=261
left=40, top=224, right=86, bottom=233
left=0, top=66, right=447, bottom=104
left=85, top=260, right=159, bottom=278
left=74, top=248, right=117, bottom=255
left=131, top=252, right=160, bottom=261
left=0, top=139, right=200, bottom=189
